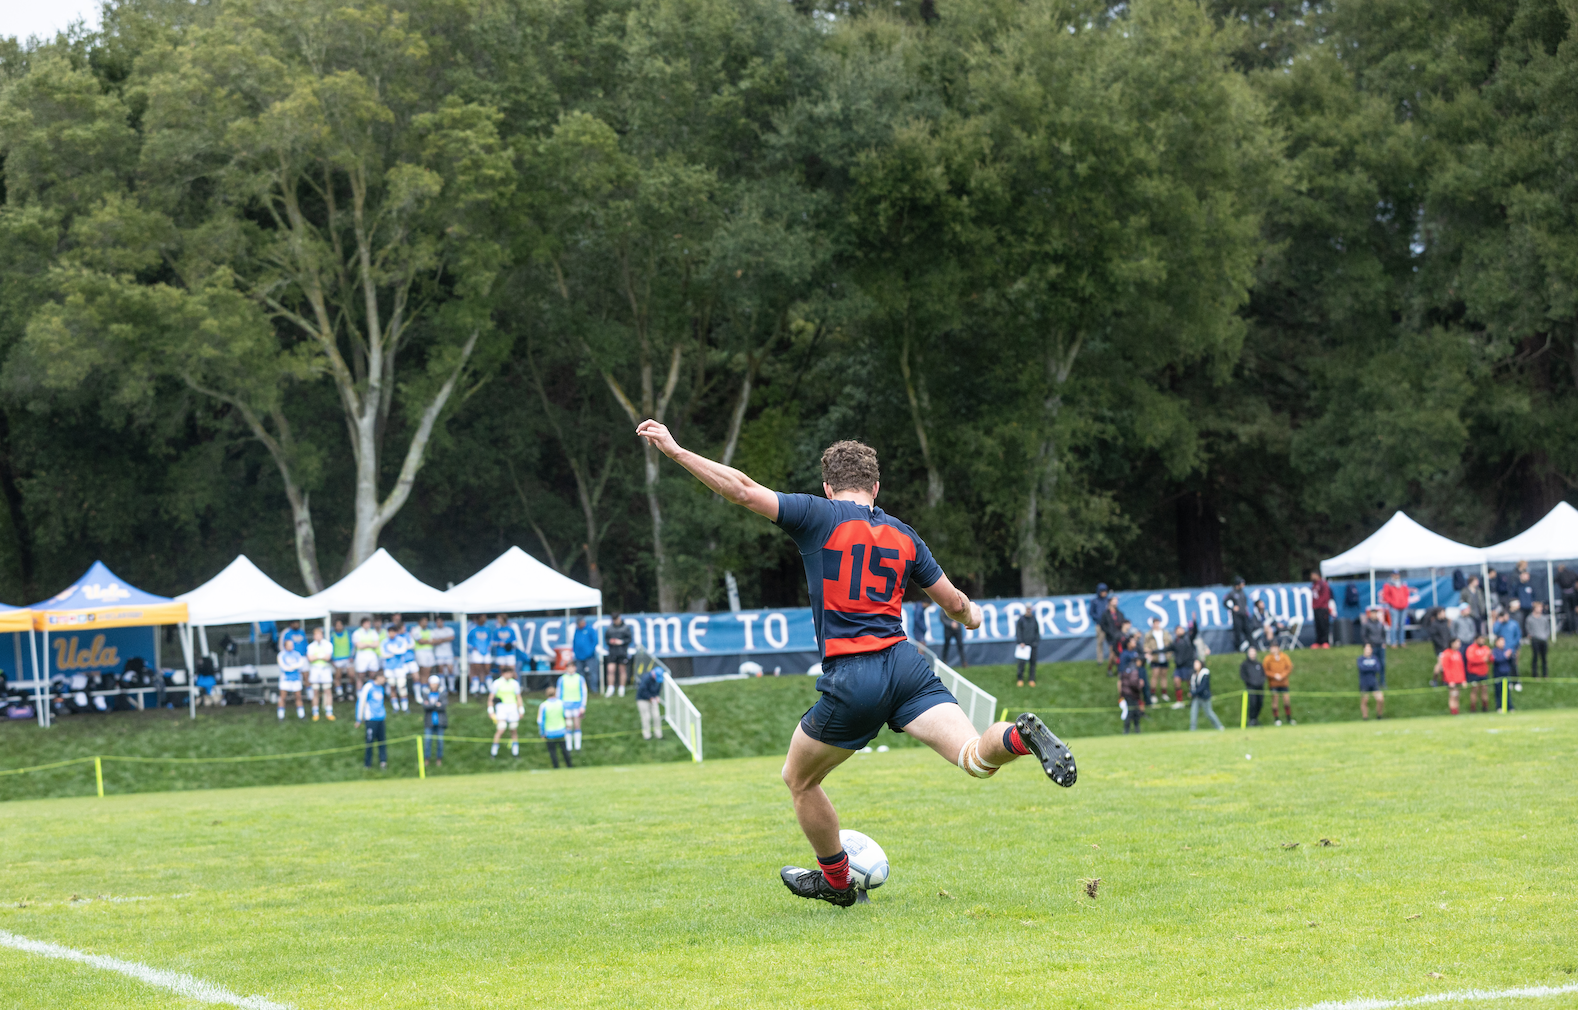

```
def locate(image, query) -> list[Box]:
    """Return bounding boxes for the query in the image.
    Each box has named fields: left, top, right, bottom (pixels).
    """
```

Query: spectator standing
left=431, top=619, right=456, bottom=693
left=1451, top=608, right=1478, bottom=657
left=306, top=626, right=335, bottom=722
left=1462, top=576, right=1487, bottom=637
left=1118, top=663, right=1145, bottom=734
left=465, top=619, right=492, bottom=699
left=1168, top=625, right=1198, bottom=710
left=421, top=673, right=447, bottom=766
left=1357, top=644, right=1385, bottom=720
left=1380, top=572, right=1411, bottom=647
left=1225, top=578, right=1252, bottom=652
left=1557, top=564, right=1578, bottom=632
left=940, top=614, right=967, bottom=667
left=1464, top=636, right=1493, bottom=712
left=1239, top=647, right=1266, bottom=727
left=557, top=663, right=589, bottom=752
left=571, top=617, right=598, bottom=692
left=1308, top=570, right=1334, bottom=648
left=1262, top=642, right=1294, bottom=725
left=1141, top=618, right=1171, bottom=706
left=1488, top=568, right=1511, bottom=611
left=1424, top=607, right=1453, bottom=656
left=1435, top=638, right=1466, bottom=714
left=1492, top=608, right=1522, bottom=683
left=356, top=671, right=389, bottom=769
left=1515, top=570, right=1536, bottom=616
left=1359, top=606, right=1388, bottom=680
left=1189, top=659, right=1224, bottom=731
left=1098, top=601, right=1123, bottom=675
left=1527, top=602, right=1551, bottom=679
left=276, top=637, right=307, bottom=722
left=1014, top=608, right=1040, bottom=688
left=1490, top=636, right=1516, bottom=711
left=1089, top=583, right=1113, bottom=662
left=635, top=663, right=664, bottom=740
left=538, top=685, right=572, bottom=768
left=603, top=614, right=633, bottom=698
left=910, top=600, right=930, bottom=646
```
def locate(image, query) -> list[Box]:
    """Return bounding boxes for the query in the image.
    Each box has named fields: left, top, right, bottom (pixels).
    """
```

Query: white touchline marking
left=0, top=928, right=293, bottom=1009
left=1288, top=981, right=1578, bottom=1010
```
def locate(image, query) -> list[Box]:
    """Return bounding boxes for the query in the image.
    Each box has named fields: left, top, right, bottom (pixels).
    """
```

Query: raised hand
left=635, top=419, right=680, bottom=456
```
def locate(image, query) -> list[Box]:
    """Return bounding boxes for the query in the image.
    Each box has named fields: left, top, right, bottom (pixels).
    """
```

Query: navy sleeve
left=908, top=527, right=943, bottom=589
left=775, top=493, right=835, bottom=554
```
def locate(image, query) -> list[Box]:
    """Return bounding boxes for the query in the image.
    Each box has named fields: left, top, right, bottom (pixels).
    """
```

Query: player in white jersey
left=306, top=626, right=336, bottom=721
left=556, top=667, right=588, bottom=751
left=382, top=622, right=416, bottom=713
left=430, top=619, right=457, bottom=692
left=413, top=616, right=437, bottom=686
left=276, top=638, right=308, bottom=720
left=488, top=667, right=524, bottom=758
left=352, top=616, right=383, bottom=692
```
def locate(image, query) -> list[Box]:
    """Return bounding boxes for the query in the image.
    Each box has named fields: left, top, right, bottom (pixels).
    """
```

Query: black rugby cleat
left=1017, top=712, right=1076, bottom=787
left=780, top=866, right=859, bottom=907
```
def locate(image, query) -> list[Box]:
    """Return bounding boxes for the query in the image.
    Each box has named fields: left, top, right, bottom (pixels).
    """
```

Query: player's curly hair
left=821, top=440, right=880, bottom=493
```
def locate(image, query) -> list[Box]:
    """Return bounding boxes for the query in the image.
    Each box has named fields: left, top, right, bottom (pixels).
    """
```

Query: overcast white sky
left=4, top=0, right=104, bottom=43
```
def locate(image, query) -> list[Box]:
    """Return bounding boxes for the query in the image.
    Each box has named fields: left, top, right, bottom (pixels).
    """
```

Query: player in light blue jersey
left=381, top=622, right=416, bottom=713
left=491, top=615, right=518, bottom=683
left=276, top=637, right=308, bottom=721
left=280, top=620, right=307, bottom=657
left=357, top=671, right=389, bottom=768
left=557, top=665, right=588, bottom=751
left=466, top=621, right=492, bottom=698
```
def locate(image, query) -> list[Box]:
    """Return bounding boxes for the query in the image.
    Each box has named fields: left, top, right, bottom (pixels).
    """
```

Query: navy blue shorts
left=800, top=643, right=957, bottom=750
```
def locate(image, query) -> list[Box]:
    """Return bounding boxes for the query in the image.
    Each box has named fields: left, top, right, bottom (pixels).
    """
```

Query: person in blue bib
left=557, top=665, right=588, bottom=751
left=491, top=615, right=518, bottom=683
left=330, top=618, right=354, bottom=701
left=538, top=685, right=572, bottom=769
left=466, top=620, right=492, bottom=698
left=280, top=620, right=307, bottom=658
left=356, top=671, right=389, bottom=769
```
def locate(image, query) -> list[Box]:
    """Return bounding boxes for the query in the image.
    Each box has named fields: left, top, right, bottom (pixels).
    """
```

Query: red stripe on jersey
left=824, top=634, right=909, bottom=657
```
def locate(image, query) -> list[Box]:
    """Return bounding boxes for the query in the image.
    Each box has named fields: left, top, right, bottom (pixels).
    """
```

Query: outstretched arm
left=636, top=419, right=779, bottom=520
left=922, top=573, right=983, bottom=630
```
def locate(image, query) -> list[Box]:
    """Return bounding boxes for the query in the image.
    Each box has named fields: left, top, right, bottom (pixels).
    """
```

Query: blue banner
left=3, top=626, right=158, bottom=682
left=495, top=576, right=1460, bottom=662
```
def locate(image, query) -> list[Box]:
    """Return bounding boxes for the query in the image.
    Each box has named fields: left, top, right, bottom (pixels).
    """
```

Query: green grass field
left=2, top=640, right=1575, bottom=800
left=2, top=709, right=1576, bottom=1009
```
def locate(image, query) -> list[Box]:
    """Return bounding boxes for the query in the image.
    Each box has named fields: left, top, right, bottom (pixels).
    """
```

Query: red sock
left=817, top=851, right=851, bottom=890
left=1002, top=725, right=1031, bottom=756
left=1175, top=686, right=1184, bottom=702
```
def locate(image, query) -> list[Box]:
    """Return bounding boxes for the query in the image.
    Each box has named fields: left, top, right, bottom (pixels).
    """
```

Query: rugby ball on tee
left=839, top=829, right=889, bottom=890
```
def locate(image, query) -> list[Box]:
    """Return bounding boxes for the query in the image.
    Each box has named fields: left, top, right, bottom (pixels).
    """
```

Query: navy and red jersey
left=776, top=493, right=942, bottom=659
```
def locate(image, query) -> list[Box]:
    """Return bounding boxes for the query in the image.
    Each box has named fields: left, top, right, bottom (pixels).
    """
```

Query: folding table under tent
left=441, top=546, right=604, bottom=702
left=1319, top=511, right=1488, bottom=609
left=29, top=562, right=189, bottom=728
left=175, top=555, right=327, bottom=718
left=1482, top=500, right=1578, bottom=639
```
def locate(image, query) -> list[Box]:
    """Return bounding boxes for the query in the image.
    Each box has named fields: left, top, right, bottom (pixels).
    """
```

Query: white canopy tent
left=1483, top=501, right=1578, bottom=638
left=441, top=546, right=603, bottom=702
left=1320, top=511, right=1487, bottom=607
left=306, top=548, right=452, bottom=613
left=174, top=555, right=327, bottom=718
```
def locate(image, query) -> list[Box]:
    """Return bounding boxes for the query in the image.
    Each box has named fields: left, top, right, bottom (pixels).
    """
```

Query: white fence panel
left=647, top=652, right=702, bottom=762
left=915, top=642, right=998, bottom=736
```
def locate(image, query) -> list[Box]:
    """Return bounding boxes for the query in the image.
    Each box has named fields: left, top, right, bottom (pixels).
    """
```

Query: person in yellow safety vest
left=351, top=617, right=382, bottom=694
left=538, top=685, right=572, bottom=769
left=488, top=667, right=524, bottom=759
left=556, top=666, right=588, bottom=751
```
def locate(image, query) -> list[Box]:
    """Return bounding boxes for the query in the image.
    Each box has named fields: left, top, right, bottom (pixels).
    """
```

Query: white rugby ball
left=839, top=829, right=890, bottom=890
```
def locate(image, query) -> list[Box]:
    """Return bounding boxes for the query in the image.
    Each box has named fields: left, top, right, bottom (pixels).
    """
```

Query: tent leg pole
left=30, top=628, right=41, bottom=728
left=188, top=625, right=198, bottom=720
left=41, top=627, right=49, bottom=729
left=459, top=614, right=468, bottom=704
left=1431, top=568, right=1438, bottom=608
left=597, top=604, right=603, bottom=693
left=1368, top=568, right=1375, bottom=611
left=1550, top=561, right=1558, bottom=642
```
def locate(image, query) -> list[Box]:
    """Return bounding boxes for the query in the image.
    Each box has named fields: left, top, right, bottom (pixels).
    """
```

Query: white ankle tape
left=956, top=737, right=1000, bottom=779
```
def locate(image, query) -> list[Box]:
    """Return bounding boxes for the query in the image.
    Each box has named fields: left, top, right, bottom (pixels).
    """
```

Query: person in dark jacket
left=1225, top=578, right=1252, bottom=652
left=1098, top=602, right=1123, bottom=675
left=421, top=673, right=448, bottom=766
left=1359, top=607, right=1389, bottom=677
left=910, top=600, right=930, bottom=646
left=1515, top=570, right=1536, bottom=616
left=635, top=664, right=664, bottom=740
left=1423, top=607, right=1453, bottom=655
left=1168, top=624, right=1198, bottom=709
left=1308, top=569, right=1334, bottom=648
left=1557, top=564, right=1578, bottom=632
left=1488, top=568, right=1511, bottom=610
left=1461, top=576, right=1488, bottom=637
left=1189, top=659, right=1224, bottom=731
left=1239, top=647, right=1266, bottom=726
left=940, top=614, right=967, bottom=667
left=1090, top=583, right=1113, bottom=662
left=1015, top=609, right=1040, bottom=688
left=1118, top=665, right=1145, bottom=734
left=1357, top=644, right=1384, bottom=720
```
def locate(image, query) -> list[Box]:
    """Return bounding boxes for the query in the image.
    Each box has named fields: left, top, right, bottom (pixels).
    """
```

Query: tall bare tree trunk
left=600, top=342, right=682, bottom=611
left=1018, top=333, right=1083, bottom=597
left=899, top=327, right=943, bottom=508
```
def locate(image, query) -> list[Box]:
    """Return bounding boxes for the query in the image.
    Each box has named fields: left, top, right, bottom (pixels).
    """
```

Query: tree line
left=0, top=0, right=1572, bottom=611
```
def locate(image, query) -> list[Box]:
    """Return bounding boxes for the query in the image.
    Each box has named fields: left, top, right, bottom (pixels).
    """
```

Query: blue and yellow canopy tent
left=29, top=562, right=188, bottom=726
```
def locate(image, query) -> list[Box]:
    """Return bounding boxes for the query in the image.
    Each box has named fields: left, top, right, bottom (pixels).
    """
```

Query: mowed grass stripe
left=0, top=713, right=1575, bottom=1009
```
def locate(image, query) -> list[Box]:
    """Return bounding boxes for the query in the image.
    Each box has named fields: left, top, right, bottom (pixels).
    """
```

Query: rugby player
left=276, top=636, right=307, bottom=720
left=431, top=619, right=457, bottom=692
left=635, top=421, right=1076, bottom=908
left=381, top=621, right=415, bottom=713
left=488, top=666, right=524, bottom=758
left=413, top=616, right=437, bottom=686
left=329, top=618, right=354, bottom=700
left=306, top=625, right=336, bottom=721
left=351, top=617, right=382, bottom=693
left=491, top=615, right=519, bottom=687
left=557, top=663, right=588, bottom=751
left=466, top=619, right=492, bottom=698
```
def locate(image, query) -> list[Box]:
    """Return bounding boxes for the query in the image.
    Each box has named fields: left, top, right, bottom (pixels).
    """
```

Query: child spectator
left=1492, top=608, right=1522, bottom=683
left=421, top=673, right=447, bottom=767
left=1435, top=638, right=1466, bottom=715
left=538, top=685, right=572, bottom=768
left=1490, top=635, right=1515, bottom=711
left=1464, top=636, right=1493, bottom=713
left=1239, top=647, right=1266, bottom=727
left=1189, top=659, right=1223, bottom=731
left=1357, top=643, right=1384, bottom=720
left=635, top=663, right=664, bottom=740
left=1118, top=664, right=1145, bottom=734
left=1262, top=642, right=1293, bottom=725
left=1527, top=602, right=1551, bottom=678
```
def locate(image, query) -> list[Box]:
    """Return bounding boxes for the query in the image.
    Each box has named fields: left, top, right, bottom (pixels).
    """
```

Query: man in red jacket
left=1380, top=572, right=1412, bottom=648
left=1307, top=569, right=1334, bottom=648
